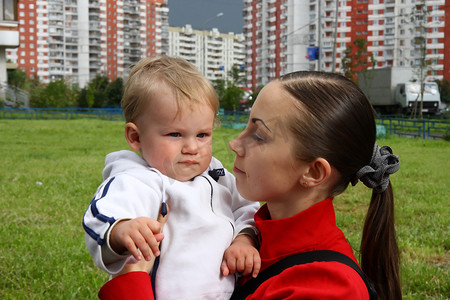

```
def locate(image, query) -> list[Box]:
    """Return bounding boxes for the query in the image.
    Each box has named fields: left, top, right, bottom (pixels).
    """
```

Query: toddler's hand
left=110, top=204, right=168, bottom=262
left=221, top=234, right=261, bottom=278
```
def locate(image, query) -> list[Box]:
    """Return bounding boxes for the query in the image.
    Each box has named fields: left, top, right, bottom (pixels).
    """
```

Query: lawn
left=0, top=119, right=448, bottom=299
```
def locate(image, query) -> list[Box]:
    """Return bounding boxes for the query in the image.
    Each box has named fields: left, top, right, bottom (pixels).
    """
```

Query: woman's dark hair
left=278, top=71, right=401, bottom=299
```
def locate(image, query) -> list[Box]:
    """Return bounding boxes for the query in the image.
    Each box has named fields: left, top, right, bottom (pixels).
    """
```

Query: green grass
left=0, top=119, right=448, bottom=299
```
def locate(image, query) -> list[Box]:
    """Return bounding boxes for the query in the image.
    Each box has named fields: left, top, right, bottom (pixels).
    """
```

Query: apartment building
left=1, top=0, right=19, bottom=88
left=243, top=0, right=287, bottom=88
left=243, top=0, right=448, bottom=88
left=168, top=25, right=246, bottom=83
left=8, top=0, right=168, bottom=87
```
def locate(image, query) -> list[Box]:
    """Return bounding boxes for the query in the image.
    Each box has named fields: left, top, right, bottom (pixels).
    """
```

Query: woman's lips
left=233, top=166, right=244, bottom=174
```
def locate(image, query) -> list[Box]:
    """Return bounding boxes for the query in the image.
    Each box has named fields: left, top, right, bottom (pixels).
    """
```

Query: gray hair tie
left=351, top=143, right=400, bottom=193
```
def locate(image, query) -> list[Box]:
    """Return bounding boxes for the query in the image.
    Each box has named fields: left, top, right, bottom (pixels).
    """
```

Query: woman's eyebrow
left=251, top=118, right=271, bottom=132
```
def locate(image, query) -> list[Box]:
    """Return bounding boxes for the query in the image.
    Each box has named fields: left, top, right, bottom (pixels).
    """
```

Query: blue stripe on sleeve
left=83, top=177, right=117, bottom=245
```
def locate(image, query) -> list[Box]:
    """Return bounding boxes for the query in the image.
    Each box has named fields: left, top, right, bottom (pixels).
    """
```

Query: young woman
left=97, top=71, right=402, bottom=300
left=228, top=71, right=401, bottom=299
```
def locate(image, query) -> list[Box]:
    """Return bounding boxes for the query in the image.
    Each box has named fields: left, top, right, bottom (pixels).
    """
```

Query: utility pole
left=317, top=0, right=321, bottom=71
left=332, top=0, right=339, bottom=73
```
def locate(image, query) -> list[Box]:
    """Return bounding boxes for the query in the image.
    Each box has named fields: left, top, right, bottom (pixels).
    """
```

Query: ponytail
left=352, top=144, right=401, bottom=299
left=361, top=183, right=401, bottom=300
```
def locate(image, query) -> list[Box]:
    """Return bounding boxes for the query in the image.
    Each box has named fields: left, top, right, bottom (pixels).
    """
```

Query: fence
left=377, top=116, right=450, bottom=139
left=0, top=107, right=123, bottom=121
left=1, top=107, right=449, bottom=140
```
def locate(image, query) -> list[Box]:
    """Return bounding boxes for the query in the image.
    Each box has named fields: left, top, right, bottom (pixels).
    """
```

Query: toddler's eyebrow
left=251, top=118, right=271, bottom=132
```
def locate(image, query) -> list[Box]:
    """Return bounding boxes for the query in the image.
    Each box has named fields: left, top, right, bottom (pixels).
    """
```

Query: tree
left=248, top=85, right=263, bottom=107
left=105, top=77, right=124, bottom=106
left=90, top=75, right=110, bottom=107
left=78, top=75, right=110, bottom=107
left=408, top=4, right=432, bottom=119
left=78, top=86, right=94, bottom=108
left=220, top=83, right=243, bottom=111
left=30, top=79, right=77, bottom=108
left=212, top=64, right=247, bottom=111
left=228, top=64, right=246, bottom=87
left=5, top=69, right=32, bottom=107
left=435, top=78, right=450, bottom=106
left=7, top=69, right=28, bottom=89
left=340, top=38, right=376, bottom=83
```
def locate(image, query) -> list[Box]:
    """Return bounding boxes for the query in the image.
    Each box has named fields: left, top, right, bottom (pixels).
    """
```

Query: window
left=1, top=0, right=18, bottom=21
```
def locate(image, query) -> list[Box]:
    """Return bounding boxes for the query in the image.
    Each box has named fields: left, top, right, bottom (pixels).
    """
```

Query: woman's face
left=229, top=81, right=308, bottom=204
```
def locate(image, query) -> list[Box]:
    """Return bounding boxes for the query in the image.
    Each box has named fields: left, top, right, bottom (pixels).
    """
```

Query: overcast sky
left=168, top=0, right=244, bottom=33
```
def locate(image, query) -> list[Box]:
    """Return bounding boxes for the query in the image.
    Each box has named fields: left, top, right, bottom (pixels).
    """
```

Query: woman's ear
left=125, top=122, right=141, bottom=151
left=301, top=158, right=332, bottom=187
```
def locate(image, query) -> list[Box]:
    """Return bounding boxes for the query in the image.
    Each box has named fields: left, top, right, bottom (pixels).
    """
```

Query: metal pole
left=317, top=0, right=321, bottom=71
left=332, top=0, right=339, bottom=72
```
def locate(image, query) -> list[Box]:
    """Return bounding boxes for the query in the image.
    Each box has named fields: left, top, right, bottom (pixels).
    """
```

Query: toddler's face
left=137, top=84, right=214, bottom=181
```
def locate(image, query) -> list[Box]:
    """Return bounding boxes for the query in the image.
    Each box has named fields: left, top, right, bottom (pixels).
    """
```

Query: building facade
left=7, top=0, right=168, bottom=87
left=168, top=24, right=246, bottom=83
left=1, top=0, right=19, bottom=88
left=243, top=0, right=448, bottom=88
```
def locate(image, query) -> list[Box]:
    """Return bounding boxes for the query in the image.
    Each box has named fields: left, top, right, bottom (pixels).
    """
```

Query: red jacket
left=98, top=198, right=369, bottom=299
left=242, top=198, right=368, bottom=299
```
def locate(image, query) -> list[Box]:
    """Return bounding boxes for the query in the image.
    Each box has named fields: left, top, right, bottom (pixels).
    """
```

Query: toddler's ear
left=125, top=122, right=141, bottom=151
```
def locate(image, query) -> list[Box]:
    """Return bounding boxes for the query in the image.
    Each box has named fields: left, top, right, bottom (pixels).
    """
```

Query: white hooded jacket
left=83, top=150, right=259, bottom=300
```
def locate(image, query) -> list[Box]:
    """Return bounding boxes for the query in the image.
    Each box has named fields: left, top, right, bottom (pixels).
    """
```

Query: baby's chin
left=165, top=166, right=207, bottom=182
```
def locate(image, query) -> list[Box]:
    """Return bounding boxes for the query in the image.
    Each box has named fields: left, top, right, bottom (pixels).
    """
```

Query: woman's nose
left=229, top=137, right=244, bottom=156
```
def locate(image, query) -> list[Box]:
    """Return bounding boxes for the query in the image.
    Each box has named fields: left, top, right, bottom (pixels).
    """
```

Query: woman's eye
left=253, top=133, right=265, bottom=142
left=169, top=133, right=181, bottom=137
